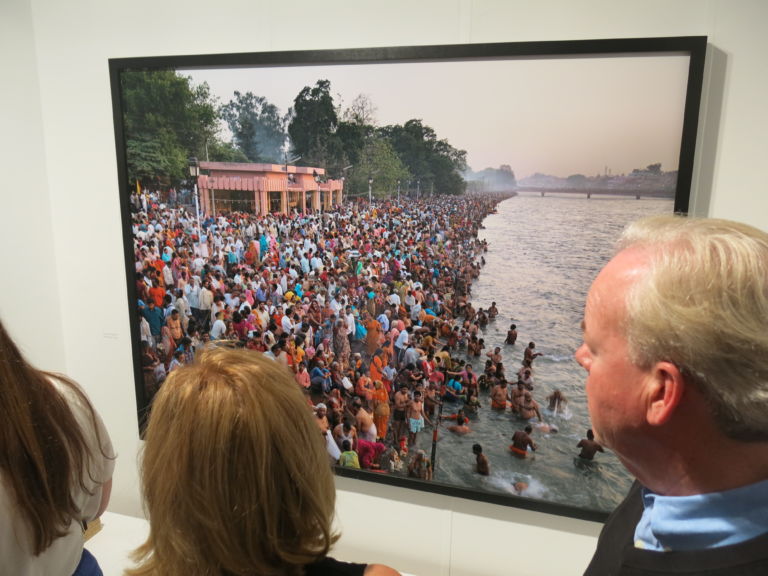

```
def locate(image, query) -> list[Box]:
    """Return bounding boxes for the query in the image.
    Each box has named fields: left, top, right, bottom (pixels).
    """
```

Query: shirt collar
left=634, top=478, right=768, bottom=551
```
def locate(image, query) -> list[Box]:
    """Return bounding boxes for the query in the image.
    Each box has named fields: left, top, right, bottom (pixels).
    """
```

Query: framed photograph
left=110, top=36, right=706, bottom=522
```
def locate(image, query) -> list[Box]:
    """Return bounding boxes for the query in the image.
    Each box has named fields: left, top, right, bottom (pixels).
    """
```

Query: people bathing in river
left=447, top=415, right=471, bottom=435
left=516, top=360, right=534, bottom=384
left=511, top=425, right=537, bottom=457
left=509, top=381, right=527, bottom=413
left=505, top=323, right=518, bottom=345
left=464, top=388, right=481, bottom=414
left=473, top=444, right=490, bottom=476
left=408, top=450, right=433, bottom=480
left=518, top=391, right=543, bottom=421
left=519, top=368, right=534, bottom=390
left=577, top=429, right=605, bottom=461
left=546, top=389, right=568, bottom=414
left=441, top=408, right=466, bottom=422
left=486, top=346, right=503, bottom=365
left=524, top=341, right=542, bottom=364
left=490, top=379, right=509, bottom=410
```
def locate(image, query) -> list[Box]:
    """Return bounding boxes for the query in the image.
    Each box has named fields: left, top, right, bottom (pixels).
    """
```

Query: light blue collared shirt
left=634, top=478, right=768, bottom=551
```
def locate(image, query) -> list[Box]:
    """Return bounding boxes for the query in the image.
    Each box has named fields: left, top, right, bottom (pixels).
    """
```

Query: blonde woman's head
left=130, top=347, right=338, bottom=576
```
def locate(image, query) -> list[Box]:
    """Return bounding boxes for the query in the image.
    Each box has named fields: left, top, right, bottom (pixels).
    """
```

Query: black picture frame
left=110, top=36, right=707, bottom=523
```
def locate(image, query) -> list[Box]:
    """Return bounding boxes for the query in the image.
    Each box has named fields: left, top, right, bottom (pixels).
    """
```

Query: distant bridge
left=515, top=187, right=675, bottom=200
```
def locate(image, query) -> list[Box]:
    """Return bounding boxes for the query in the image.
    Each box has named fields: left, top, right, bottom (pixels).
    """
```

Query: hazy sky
left=185, top=53, right=690, bottom=179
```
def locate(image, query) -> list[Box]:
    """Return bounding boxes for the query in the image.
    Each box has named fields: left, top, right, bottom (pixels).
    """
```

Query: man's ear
left=646, top=361, right=685, bottom=426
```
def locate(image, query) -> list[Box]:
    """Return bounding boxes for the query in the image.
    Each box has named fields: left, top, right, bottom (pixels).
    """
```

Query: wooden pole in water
left=430, top=397, right=444, bottom=476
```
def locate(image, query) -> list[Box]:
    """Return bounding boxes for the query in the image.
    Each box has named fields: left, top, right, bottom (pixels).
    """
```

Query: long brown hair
left=128, top=347, right=339, bottom=576
left=0, top=319, right=107, bottom=555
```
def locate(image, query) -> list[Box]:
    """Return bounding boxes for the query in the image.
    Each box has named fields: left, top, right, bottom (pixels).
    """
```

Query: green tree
left=345, top=137, right=411, bottom=200
left=287, top=79, right=338, bottom=167
left=120, top=70, right=218, bottom=185
left=335, top=122, right=373, bottom=166
left=206, top=140, right=249, bottom=163
left=220, top=91, right=287, bottom=163
left=380, top=119, right=467, bottom=196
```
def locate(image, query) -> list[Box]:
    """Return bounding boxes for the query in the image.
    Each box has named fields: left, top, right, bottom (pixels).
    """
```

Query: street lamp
left=188, top=157, right=201, bottom=239
left=284, top=153, right=301, bottom=172
left=397, top=179, right=401, bottom=202
left=368, top=175, right=374, bottom=204
left=416, top=179, right=421, bottom=201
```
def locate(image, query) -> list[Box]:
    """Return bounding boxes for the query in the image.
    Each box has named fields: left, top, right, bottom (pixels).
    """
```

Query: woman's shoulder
left=304, top=557, right=400, bottom=576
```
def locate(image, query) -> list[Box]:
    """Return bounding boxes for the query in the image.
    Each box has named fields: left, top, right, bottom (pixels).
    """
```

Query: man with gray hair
left=578, top=215, right=768, bottom=575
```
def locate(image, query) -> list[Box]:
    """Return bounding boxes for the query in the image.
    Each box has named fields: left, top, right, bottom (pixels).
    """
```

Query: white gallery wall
left=2, top=1, right=767, bottom=574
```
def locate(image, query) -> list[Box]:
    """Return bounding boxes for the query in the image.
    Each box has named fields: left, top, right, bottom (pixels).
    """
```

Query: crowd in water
left=134, top=191, right=593, bottom=480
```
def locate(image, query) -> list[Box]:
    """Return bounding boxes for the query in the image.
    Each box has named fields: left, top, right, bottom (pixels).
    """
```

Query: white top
left=0, top=379, right=115, bottom=576
left=210, top=318, right=227, bottom=339
left=281, top=314, right=294, bottom=335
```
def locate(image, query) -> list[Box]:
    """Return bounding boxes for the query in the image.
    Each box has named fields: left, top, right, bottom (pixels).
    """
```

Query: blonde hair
left=617, top=215, right=768, bottom=440
left=128, top=347, right=338, bottom=576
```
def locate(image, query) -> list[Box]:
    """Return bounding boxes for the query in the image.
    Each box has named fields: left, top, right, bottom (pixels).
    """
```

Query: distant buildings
left=197, top=161, right=344, bottom=216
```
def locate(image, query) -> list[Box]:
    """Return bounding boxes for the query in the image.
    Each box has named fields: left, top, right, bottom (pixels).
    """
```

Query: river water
left=417, top=192, right=675, bottom=513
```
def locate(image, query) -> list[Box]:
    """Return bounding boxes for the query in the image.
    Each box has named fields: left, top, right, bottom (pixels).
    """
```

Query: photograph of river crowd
left=119, top=50, right=693, bottom=513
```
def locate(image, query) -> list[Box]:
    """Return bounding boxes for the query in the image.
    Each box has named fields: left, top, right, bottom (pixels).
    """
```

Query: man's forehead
left=585, top=247, right=650, bottom=325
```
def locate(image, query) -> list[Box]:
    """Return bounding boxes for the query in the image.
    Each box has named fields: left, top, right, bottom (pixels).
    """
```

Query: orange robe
left=364, top=318, right=382, bottom=356
left=369, top=354, right=384, bottom=384
left=372, top=386, right=390, bottom=441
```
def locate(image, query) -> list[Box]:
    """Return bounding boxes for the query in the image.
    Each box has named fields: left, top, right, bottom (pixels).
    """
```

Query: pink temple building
left=197, top=161, right=344, bottom=216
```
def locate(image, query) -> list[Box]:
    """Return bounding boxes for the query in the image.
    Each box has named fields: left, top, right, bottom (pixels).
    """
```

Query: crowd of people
left=133, top=191, right=584, bottom=478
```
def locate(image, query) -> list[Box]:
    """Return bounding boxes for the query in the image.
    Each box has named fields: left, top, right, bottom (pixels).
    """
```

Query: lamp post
left=397, top=179, right=401, bottom=202
left=188, top=157, right=201, bottom=239
left=416, top=179, right=421, bottom=201
left=368, top=175, right=374, bottom=204
left=340, top=165, right=352, bottom=207
left=314, top=170, right=321, bottom=213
